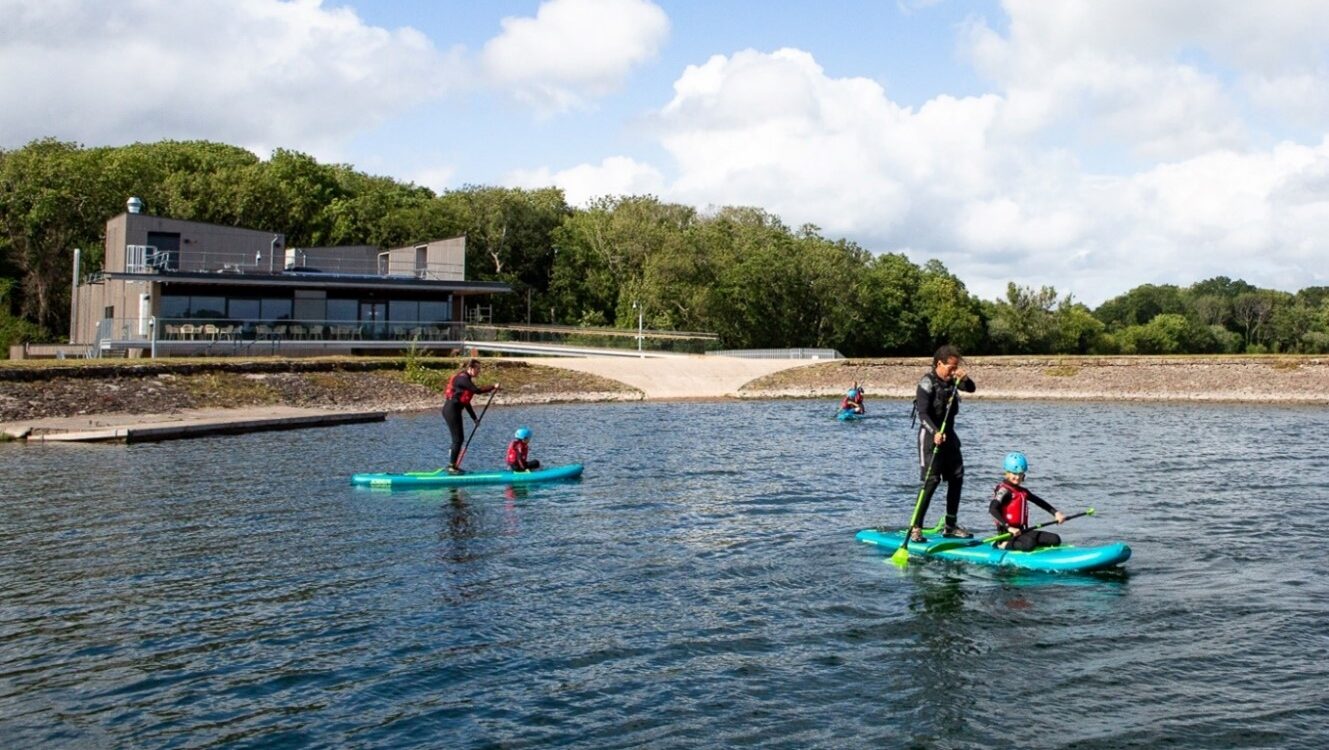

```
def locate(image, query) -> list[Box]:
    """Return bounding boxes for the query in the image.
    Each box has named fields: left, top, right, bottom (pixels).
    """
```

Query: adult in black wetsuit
left=442, top=358, right=498, bottom=473
left=912, top=345, right=976, bottom=541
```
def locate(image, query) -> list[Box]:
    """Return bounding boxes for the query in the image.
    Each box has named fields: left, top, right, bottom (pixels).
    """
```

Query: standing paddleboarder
left=442, top=358, right=498, bottom=474
left=910, top=345, right=975, bottom=542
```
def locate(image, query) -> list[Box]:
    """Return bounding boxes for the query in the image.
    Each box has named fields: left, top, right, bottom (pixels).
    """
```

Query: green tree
left=988, top=283, right=1060, bottom=354
left=1094, top=283, right=1187, bottom=330
left=855, top=252, right=925, bottom=354
left=914, top=260, right=983, bottom=352
left=1052, top=300, right=1108, bottom=354
left=0, top=140, right=107, bottom=333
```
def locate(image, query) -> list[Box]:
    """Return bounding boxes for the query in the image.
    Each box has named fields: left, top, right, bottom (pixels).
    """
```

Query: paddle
left=927, top=508, right=1096, bottom=554
left=890, top=378, right=961, bottom=567
left=455, top=388, right=497, bottom=469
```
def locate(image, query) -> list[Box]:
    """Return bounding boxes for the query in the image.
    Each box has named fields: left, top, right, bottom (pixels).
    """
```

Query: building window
left=228, top=299, right=261, bottom=321
left=327, top=298, right=357, bottom=322
left=293, top=289, right=326, bottom=322
left=261, top=298, right=293, bottom=321
left=389, top=300, right=419, bottom=322
left=160, top=295, right=189, bottom=319
left=192, top=297, right=226, bottom=318
left=420, top=300, right=450, bottom=323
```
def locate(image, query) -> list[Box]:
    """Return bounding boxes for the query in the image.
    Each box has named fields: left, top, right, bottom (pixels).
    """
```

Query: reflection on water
left=1, top=400, right=1327, bottom=748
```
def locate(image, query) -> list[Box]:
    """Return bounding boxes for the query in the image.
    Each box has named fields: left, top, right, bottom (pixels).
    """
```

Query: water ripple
left=1, top=400, right=1328, bottom=748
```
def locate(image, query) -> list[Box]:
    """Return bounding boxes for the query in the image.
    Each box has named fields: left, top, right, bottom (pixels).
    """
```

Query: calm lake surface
left=2, top=398, right=1327, bottom=749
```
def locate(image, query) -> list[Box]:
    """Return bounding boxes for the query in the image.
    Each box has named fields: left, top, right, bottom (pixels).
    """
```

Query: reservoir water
left=2, top=399, right=1327, bottom=748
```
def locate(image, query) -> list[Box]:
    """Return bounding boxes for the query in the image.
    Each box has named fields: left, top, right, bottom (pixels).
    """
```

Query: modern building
left=71, top=198, right=510, bottom=356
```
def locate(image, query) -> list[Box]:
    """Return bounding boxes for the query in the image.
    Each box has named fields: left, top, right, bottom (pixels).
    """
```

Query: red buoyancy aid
left=444, top=371, right=474, bottom=405
left=996, top=479, right=1029, bottom=527
left=506, top=439, right=528, bottom=467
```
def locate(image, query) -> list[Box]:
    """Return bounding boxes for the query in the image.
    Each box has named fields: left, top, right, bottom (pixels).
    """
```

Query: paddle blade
left=890, top=545, right=911, bottom=567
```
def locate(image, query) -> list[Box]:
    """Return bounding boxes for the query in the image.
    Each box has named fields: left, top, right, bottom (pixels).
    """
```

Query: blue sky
left=3, top=0, right=1329, bottom=306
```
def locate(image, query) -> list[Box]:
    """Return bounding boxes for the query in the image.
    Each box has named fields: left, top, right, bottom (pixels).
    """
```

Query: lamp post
left=269, top=236, right=280, bottom=273
left=632, top=300, right=643, bottom=357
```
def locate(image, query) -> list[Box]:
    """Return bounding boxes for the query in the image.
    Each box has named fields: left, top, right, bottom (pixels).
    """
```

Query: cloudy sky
left=3, top=0, right=1329, bottom=305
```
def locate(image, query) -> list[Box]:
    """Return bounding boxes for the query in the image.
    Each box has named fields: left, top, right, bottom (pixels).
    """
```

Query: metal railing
left=83, top=318, right=722, bottom=358
left=118, top=247, right=465, bottom=280
left=88, top=317, right=466, bottom=357
left=705, top=348, right=843, bottom=360
left=465, top=323, right=722, bottom=355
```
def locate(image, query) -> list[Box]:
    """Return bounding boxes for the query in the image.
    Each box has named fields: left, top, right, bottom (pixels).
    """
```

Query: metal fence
left=77, top=318, right=722, bottom=358
left=705, top=348, right=843, bottom=360
left=466, top=323, right=722, bottom=355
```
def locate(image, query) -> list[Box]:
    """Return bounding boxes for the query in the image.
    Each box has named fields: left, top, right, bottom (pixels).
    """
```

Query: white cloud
left=506, top=156, right=664, bottom=206
left=965, top=1, right=1329, bottom=158
left=0, top=0, right=461, bottom=154
left=529, top=39, right=1329, bottom=304
left=410, top=165, right=458, bottom=196
left=481, top=0, right=669, bottom=114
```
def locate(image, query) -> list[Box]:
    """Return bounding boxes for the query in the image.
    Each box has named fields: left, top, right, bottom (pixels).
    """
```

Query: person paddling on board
left=910, top=345, right=976, bottom=542
left=989, top=452, right=1066, bottom=550
left=840, top=386, right=865, bottom=414
left=442, top=358, right=498, bottom=474
left=506, top=427, right=541, bottom=472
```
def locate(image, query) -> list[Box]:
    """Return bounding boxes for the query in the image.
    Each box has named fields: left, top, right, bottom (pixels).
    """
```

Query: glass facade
left=159, top=292, right=452, bottom=323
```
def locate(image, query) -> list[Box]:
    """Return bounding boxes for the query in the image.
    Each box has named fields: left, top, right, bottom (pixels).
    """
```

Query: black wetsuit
left=914, top=370, right=976, bottom=530
left=442, top=371, right=486, bottom=467
left=990, top=484, right=1061, bottom=551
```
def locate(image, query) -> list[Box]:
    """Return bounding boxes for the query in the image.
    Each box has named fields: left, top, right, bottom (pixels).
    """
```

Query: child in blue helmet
left=840, top=385, right=865, bottom=414
left=506, top=427, right=541, bottom=472
left=989, top=452, right=1066, bottom=550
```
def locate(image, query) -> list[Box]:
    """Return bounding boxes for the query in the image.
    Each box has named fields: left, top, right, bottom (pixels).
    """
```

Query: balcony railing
left=88, top=318, right=723, bottom=358
left=91, top=317, right=465, bottom=357
left=120, top=246, right=464, bottom=280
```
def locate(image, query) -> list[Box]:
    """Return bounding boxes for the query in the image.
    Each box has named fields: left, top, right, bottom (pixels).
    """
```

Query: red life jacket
left=506, top=439, right=528, bottom=467
left=444, top=371, right=474, bottom=405
left=996, top=479, right=1029, bottom=527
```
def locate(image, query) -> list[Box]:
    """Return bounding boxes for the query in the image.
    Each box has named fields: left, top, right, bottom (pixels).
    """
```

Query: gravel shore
left=740, top=356, right=1329, bottom=404
left=0, top=358, right=640, bottom=425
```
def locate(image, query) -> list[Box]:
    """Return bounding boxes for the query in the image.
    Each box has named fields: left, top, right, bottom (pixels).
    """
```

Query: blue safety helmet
left=515, top=427, right=532, bottom=441
left=847, top=388, right=859, bottom=398
left=1003, top=451, right=1028, bottom=474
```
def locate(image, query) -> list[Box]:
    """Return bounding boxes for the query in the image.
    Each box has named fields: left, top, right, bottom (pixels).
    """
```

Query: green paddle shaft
left=455, top=388, right=497, bottom=469
left=927, top=508, right=1096, bottom=554
left=891, top=378, right=961, bottom=565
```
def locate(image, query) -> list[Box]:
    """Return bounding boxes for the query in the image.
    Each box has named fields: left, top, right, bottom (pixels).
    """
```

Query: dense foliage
left=3, top=139, right=1328, bottom=355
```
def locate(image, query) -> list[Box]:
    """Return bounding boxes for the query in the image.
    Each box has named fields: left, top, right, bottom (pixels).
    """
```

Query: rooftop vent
left=127, top=196, right=143, bottom=214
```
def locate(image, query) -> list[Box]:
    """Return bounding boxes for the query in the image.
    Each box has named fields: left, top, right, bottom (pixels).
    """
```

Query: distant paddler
left=840, top=385, right=866, bottom=415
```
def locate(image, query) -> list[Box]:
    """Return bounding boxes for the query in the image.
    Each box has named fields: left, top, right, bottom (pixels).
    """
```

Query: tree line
left=3, top=138, right=1327, bottom=355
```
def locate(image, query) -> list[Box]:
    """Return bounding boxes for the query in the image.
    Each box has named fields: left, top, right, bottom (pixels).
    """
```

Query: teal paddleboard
left=856, top=528, right=1130, bottom=572
left=837, top=409, right=866, bottom=421
left=352, top=463, right=584, bottom=488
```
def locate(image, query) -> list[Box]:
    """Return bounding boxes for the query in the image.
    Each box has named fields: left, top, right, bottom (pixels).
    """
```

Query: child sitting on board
left=990, top=452, right=1066, bottom=550
left=506, top=427, right=541, bottom=472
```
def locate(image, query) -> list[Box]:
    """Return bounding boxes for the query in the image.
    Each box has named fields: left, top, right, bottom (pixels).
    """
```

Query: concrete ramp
left=517, top=355, right=820, bottom=399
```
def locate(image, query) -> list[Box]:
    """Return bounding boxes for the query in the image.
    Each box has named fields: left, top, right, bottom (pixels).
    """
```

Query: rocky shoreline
left=2, top=355, right=1326, bottom=430
left=0, top=358, right=641, bottom=425
left=739, top=356, right=1329, bottom=404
